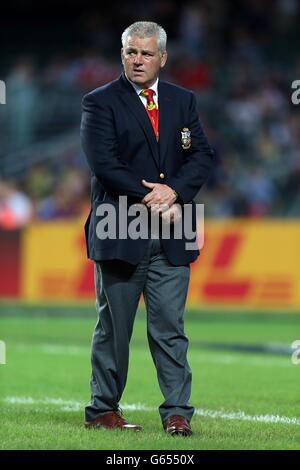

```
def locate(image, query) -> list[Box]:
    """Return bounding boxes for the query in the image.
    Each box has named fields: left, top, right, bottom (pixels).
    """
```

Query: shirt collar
left=125, top=74, right=159, bottom=97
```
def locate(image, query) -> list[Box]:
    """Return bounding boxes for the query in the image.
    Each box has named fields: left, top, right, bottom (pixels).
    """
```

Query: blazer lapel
left=118, top=75, right=160, bottom=168
left=158, top=82, right=173, bottom=169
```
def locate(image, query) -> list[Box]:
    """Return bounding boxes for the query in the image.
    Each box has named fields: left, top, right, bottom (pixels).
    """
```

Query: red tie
left=140, top=88, right=159, bottom=141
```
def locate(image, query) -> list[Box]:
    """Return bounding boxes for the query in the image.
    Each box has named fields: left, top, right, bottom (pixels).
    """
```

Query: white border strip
left=3, top=396, right=300, bottom=426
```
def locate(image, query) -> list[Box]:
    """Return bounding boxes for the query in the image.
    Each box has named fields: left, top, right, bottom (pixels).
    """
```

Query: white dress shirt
left=125, top=75, right=159, bottom=108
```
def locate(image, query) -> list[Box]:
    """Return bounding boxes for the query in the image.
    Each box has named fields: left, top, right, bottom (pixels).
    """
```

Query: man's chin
left=133, top=78, right=144, bottom=83
left=131, top=73, right=147, bottom=84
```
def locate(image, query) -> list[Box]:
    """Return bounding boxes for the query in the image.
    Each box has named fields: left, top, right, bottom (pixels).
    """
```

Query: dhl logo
left=189, top=230, right=292, bottom=306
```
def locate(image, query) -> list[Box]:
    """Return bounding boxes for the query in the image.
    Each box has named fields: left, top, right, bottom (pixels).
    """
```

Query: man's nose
left=133, top=53, right=143, bottom=64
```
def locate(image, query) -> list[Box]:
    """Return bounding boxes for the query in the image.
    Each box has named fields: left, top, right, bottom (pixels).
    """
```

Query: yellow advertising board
left=188, top=219, right=300, bottom=309
left=22, top=219, right=94, bottom=302
left=21, top=219, right=300, bottom=310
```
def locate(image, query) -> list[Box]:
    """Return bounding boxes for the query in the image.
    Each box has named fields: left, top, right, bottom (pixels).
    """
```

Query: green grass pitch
left=0, top=303, right=300, bottom=450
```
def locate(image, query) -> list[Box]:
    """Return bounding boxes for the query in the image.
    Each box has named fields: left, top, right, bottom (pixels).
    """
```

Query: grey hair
left=121, top=21, right=167, bottom=54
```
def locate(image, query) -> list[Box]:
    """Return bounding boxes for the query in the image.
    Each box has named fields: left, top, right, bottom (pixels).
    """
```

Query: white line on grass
left=3, top=396, right=300, bottom=426
left=3, top=396, right=83, bottom=411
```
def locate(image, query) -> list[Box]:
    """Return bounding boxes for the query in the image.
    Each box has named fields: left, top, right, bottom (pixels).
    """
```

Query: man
left=80, top=21, right=214, bottom=436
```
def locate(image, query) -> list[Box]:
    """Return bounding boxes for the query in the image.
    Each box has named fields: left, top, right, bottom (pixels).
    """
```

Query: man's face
left=121, top=35, right=167, bottom=88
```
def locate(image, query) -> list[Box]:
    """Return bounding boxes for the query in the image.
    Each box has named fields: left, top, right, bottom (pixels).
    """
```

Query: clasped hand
left=141, top=179, right=180, bottom=224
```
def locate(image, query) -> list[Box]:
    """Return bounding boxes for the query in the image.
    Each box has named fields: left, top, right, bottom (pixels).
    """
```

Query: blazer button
left=159, top=172, right=165, bottom=179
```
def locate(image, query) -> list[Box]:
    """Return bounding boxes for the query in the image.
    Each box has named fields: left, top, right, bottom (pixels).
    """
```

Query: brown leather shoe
left=163, top=415, right=192, bottom=436
left=85, top=411, right=143, bottom=431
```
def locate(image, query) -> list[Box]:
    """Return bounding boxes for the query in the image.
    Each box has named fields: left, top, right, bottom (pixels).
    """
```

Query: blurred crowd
left=1, top=0, right=300, bottom=229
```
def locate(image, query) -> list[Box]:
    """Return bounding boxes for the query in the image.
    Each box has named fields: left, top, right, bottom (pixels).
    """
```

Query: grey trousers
left=85, top=238, right=194, bottom=423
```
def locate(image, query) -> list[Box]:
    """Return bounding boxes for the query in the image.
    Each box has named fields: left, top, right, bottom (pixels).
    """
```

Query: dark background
left=1, top=0, right=300, bottom=225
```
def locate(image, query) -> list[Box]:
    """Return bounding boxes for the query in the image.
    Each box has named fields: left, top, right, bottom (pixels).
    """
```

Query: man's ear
left=121, top=48, right=125, bottom=65
left=160, top=51, right=168, bottom=69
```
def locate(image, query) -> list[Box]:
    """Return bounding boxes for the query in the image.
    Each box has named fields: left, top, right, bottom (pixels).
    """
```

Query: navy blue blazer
left=80, top=73, right=214, bottom=265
